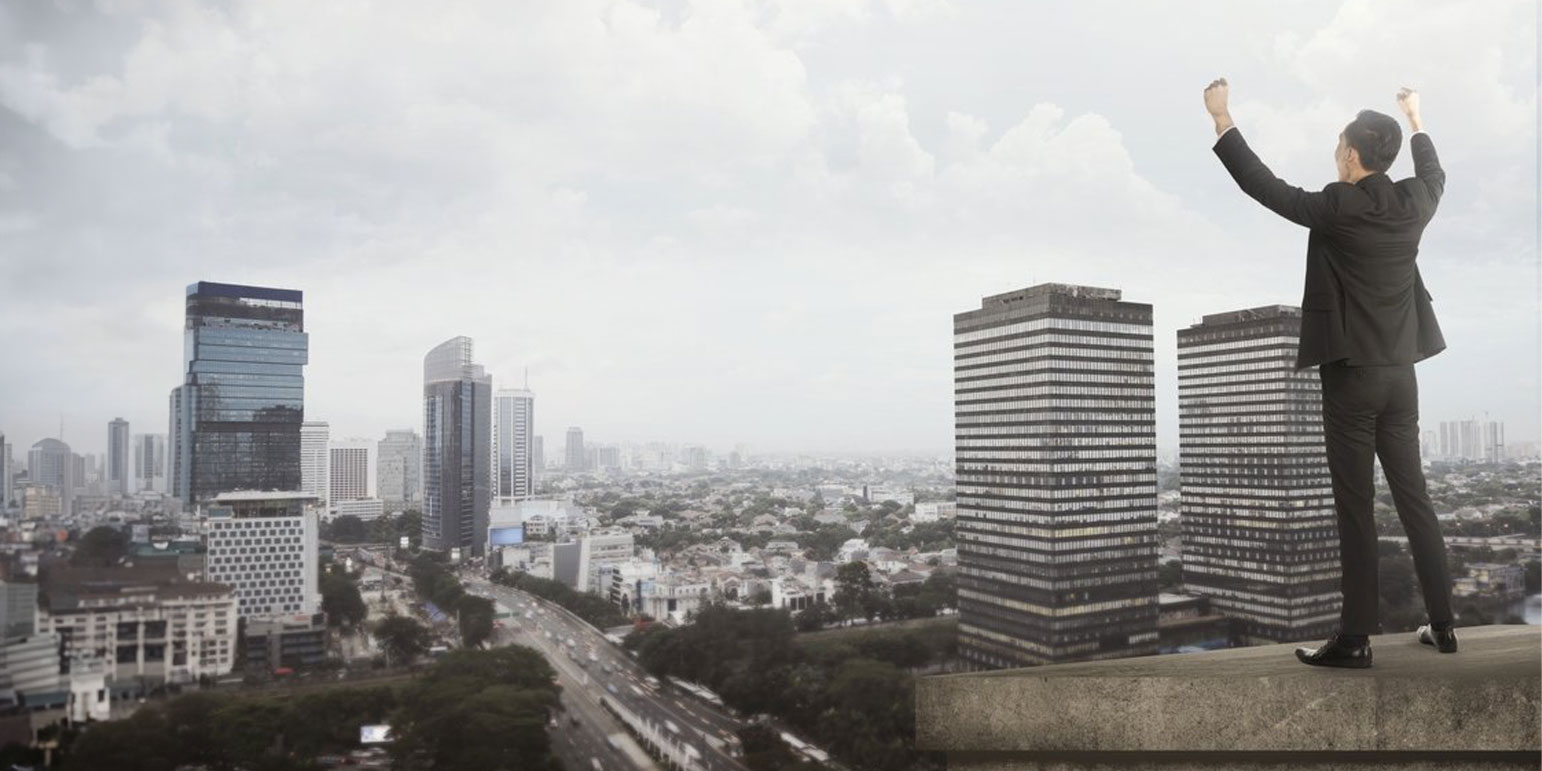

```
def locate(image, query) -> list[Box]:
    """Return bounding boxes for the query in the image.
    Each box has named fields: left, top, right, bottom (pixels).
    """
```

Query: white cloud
left=0, top=0, right=1533, bottom=457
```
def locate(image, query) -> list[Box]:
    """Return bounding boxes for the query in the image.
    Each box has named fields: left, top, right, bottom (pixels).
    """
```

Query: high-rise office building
left=422, top=337, right=492, bottom=556
left=0, top=431, right=11, bottom=510
left=1460, top=420, right=1480, bottom=460
left=565, top=427, right=586, bottom=472
left=494, top=386, right=535, bottom=501
left=1177, top=305, right=1339, bottom=645
left=377, top=429, right=421, bottom=505
left=171, top=282, right=308, bottom=503
left=300, top=422, right=330, bottom=509
left=169, top=386, right=186, bottom=501
left=74, top=453, right=91, bottom=497
left=329, top=439, right=376, bottom=503
left=378, top=429, right=421, bottom=505
left=132, top=433, right=167, bottom=494
left=953, top=283, right=1159, bottom=669
left=1483, top=421, right=1504, bottom=463
left=1438, top=418, right=1505, bottom=462
left=531, top=435, right=544, bottom=477
left=28, top=438, right=73, bottom=515
left=204, top=491, right=320, bottom=619
left=107, top=418, right=130, bottom=495
left=596, top=444, right=621, bottom=471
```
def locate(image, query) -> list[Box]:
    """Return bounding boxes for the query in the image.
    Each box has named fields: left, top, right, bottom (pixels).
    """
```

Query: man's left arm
left=1204, top=77, right=1341, bottom=229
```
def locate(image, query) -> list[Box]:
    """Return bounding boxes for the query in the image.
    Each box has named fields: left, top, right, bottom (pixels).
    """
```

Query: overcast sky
left=1, top=0, right=1536, bottom=458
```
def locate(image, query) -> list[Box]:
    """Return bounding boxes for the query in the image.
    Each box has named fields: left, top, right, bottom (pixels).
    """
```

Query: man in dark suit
left=1204, top=78, right=1458, bottom=668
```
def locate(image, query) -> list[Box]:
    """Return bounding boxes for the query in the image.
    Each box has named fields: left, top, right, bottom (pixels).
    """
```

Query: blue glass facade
left=172, top=282, right=307, bottom=503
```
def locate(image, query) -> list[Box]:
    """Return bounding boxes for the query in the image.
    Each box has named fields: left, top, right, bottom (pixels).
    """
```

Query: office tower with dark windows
left=107, top=418, right=130, bottom=495
left=953, top=283, right=1159, bottom=669
left=565, top=427, right=586, bottom=472
left=172, top=282, right=308, bottom=504
left=132, top=433, right=167, bottom=494
left=422, top=337, right=492, bottom=556
left=378, top=429, right=421, bottom=505
left=494, top=386, right=535, bottom=501
left=1177, top=305, right=1339, bottom=645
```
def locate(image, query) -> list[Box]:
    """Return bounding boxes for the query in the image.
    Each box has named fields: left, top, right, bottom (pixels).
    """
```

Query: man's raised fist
left=1204, top=77, right=1230, bottom=118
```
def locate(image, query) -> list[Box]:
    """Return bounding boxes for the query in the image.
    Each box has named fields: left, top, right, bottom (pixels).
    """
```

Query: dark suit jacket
left=1212, top=127, right=1447, bottom=370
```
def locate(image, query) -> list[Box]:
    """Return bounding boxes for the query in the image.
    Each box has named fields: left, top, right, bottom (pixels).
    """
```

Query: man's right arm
left=1397, top=87, right=1444, bottom=213
left=1409, top=132, right=1445, bottom=212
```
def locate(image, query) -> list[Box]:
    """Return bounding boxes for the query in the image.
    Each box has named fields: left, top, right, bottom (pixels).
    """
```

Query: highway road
left=470, top=578, right=752, bottom=771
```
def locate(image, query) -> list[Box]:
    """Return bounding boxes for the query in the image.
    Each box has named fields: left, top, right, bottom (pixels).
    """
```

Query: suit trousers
left=1318, top=360, right=1455, bottom=634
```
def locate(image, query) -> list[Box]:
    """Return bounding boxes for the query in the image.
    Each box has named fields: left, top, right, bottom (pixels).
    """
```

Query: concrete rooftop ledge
left=916, top=625, right=1541, bottom=770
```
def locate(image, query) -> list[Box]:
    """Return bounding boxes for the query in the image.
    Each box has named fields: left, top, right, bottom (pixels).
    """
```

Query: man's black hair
left=1342, top=110, right=1402, bottom=173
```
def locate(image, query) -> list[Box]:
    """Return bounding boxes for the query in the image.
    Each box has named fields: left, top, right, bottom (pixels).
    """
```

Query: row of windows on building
left=958, top=348, right=1155, bottom=370
left=957, top=472, right=1154, bottom=487
left=955, top=317, right=1154, bottom=344
left=958, top=359, right=1156, bottom=379
left=958, top=401, right=1154, bottom=414
left=956, top=336, right=1154, bottom=359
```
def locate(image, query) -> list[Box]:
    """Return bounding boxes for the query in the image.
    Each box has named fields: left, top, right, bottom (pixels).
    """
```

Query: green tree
left=368, top=515, right=396, bottom=543
left=329, top=515, right=367, bottom=543
left=321, top=571, right=368, bottom=628
left=373, top=616, right=432, bottom=668
left=834, top=561, right=876, bottom=623
left=458, top=595, right=496, bottom=648
left=397, top=510, right=423, bottom=542
left=794, top=600, right=833, bottom=632
left=71, top=525, right=128, bottom=567
left=918, top=571, right=956, bottom=611
left=388, top=647, right=560, bottom=771
left=820, top=657, right=916, bottom=771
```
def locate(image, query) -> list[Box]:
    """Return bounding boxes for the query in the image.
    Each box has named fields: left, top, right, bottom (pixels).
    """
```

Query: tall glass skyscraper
left=107, top=418, right=130, bottom=495
left=1178, top=305, right=1338, bottom=644
left=494, top=385, right=535, bottom=501
left=422, top=336, right=492, bottom=555
left=170, top=282, right=308, bottom=504
left=954, top=283, right=1159, bottom=669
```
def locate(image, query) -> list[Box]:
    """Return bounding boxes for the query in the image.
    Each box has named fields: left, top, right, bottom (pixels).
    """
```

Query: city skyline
left=1, top=0, right=1536, bottom=458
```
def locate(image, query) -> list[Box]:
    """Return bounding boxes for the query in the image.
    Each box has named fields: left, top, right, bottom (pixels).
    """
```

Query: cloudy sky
left=0, top=0, right=1536, bottom=458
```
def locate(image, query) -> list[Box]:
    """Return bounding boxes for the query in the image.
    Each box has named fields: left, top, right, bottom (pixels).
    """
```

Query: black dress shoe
left=1417, top=623, right=1458, bottom=653
left=1294, top=633, right=1373, bottom=668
